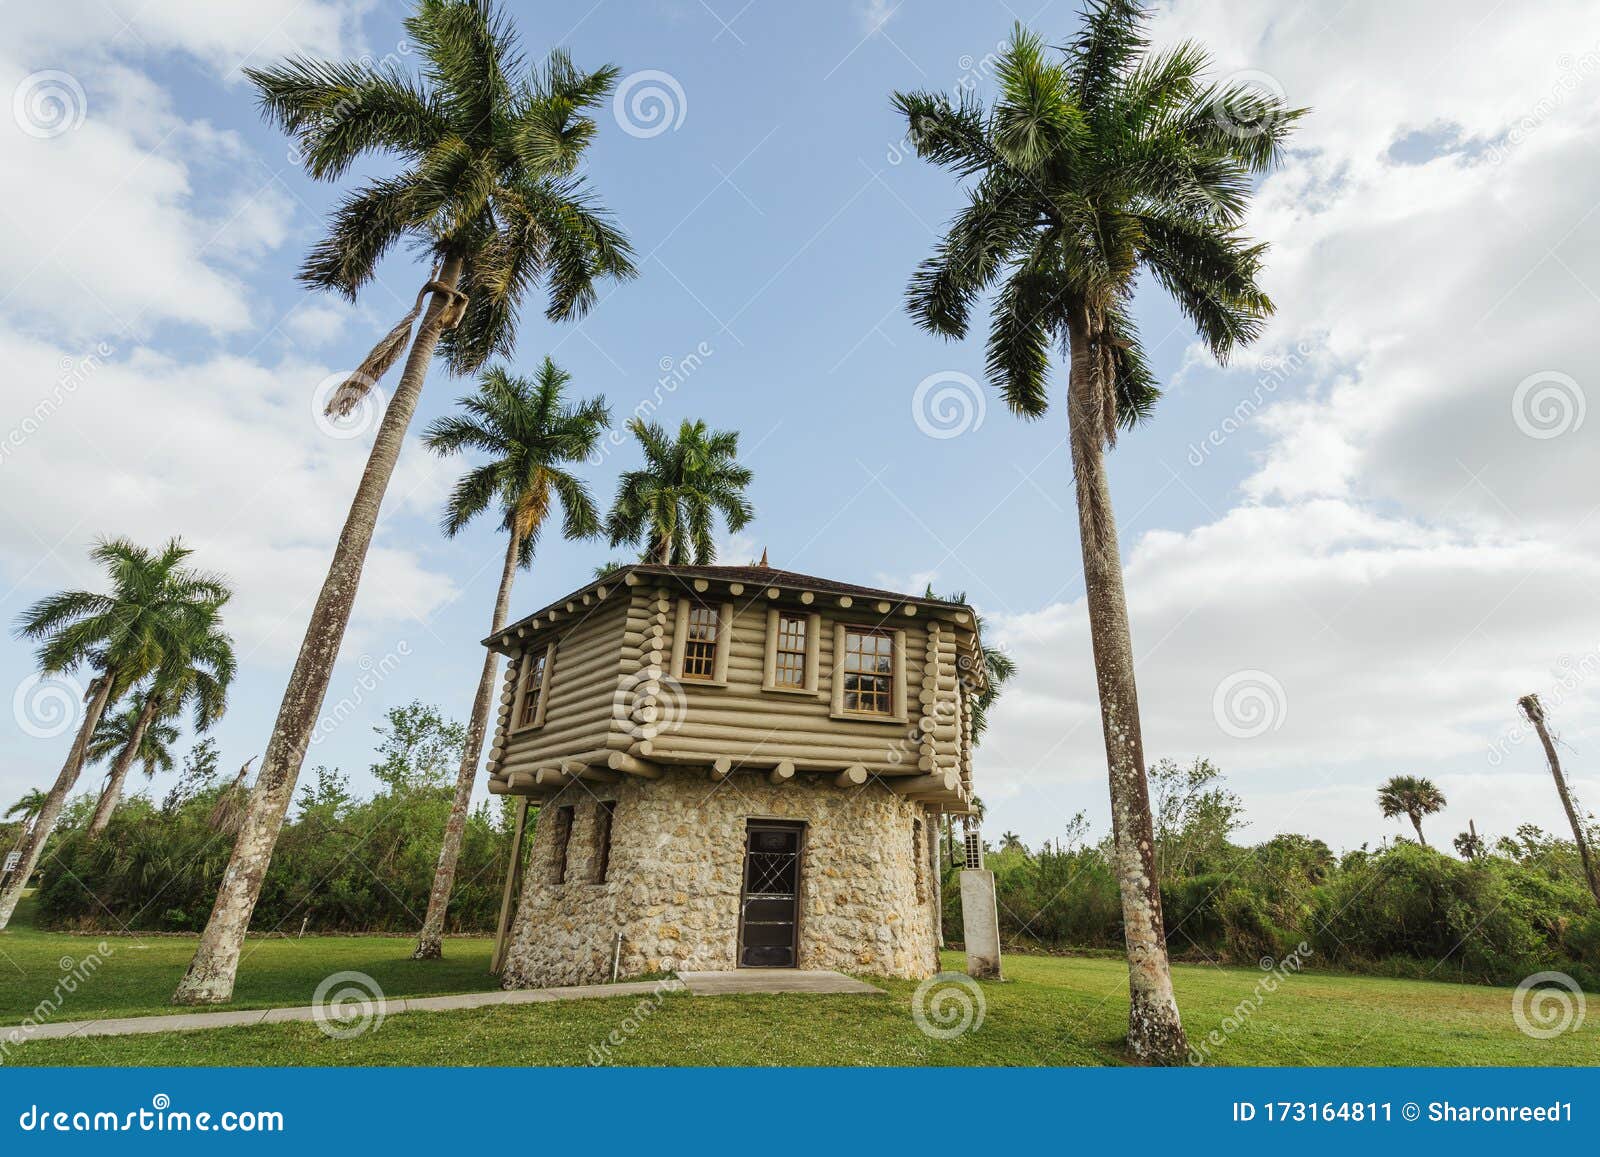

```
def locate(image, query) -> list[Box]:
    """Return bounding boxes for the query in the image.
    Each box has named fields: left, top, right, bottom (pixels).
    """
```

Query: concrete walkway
left=8, top=979, right=684, bottom=1043
left=6, top=970, right=882, bottom=1043
left=678, top=970, right=884, bottom=995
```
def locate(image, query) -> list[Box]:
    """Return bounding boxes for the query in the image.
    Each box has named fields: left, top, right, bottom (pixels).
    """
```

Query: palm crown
left=894, top=6, right=1301, bottom=430
left=88, top=704, right=181, bottom=780
left=607, top=418, right=755, bottom=566
left=246, top=0, right=638, bottom=387
left=14, top=537, right=232, bottom=699
left=1377, top=775, right=1447, bottom=822
left=424, top=358, right=611, bottom=563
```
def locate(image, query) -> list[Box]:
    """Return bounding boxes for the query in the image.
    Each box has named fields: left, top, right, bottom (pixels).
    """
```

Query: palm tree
left=0, top=537, right=230, bottom=929
left=412, top=358, right=609, bottom=958
left=84, top=605, right=234, bottom=837
left=1377, top=775, right=1447, bottom=847
left=4, top=790, right=48, bottom=831
left=606, top=418, right=754, bottom=564
left=925, top=587, right=1016, bottom=742
left=893, top=8, right=1300, bottom=1062
left=176, top=0, right=635, bottom=1005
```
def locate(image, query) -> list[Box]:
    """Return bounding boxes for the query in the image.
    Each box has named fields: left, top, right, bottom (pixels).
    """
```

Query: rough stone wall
left=500, top=771, right=940, bottom=988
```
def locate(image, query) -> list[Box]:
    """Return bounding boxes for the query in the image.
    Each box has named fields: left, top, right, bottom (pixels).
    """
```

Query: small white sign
left=2, top=851, right=20, bottom=873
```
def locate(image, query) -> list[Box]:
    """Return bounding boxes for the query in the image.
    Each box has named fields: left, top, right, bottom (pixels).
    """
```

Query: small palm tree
left=4, top=790, right=49, bottom=851
left=84, top=603, right=234, bottom=838
left=87, top=702, right=181, bottom=792
left=893, top=7, right=1299, bottom=1063
left=925, top=587, right=1016, bottom=742
left=1378, top=775, right=1447, bottom=847
left=179, top=0, right=636, bottom=1005
left=606, top=418, right=754, bottom=564
left=0, top=537, right=230, bottom=929
left=412, top=358, right=609, bottom=959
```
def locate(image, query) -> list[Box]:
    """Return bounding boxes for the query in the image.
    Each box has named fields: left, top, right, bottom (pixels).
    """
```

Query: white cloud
left=976, top=1, right=1600, bottom=853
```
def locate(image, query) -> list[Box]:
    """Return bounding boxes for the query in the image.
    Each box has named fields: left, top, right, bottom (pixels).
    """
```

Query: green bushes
left=957, top=835, right=1600, bottom=988
left=33, top=703, right=520, bottom=936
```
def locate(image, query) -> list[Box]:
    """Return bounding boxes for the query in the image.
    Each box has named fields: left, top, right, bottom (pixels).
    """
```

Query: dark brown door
left=738, top=821, right=803, bottom=967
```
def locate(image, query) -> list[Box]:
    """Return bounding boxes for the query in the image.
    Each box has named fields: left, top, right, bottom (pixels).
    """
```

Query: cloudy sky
left=2, top=0, right=1596, bottom=856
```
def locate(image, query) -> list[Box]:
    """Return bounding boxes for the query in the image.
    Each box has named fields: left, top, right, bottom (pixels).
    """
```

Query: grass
left=3, top=912, right=1595, bottom=1066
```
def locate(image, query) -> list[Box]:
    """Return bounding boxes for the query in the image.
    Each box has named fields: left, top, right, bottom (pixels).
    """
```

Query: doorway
left=737, top=821, right=803, bottom=967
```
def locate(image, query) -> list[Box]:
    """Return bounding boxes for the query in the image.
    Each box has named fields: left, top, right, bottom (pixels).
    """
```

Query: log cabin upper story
left=482, top=562, right=987, bottom=811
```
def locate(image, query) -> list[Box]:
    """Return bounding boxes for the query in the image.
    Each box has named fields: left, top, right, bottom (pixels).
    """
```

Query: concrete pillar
left=959, top=868, right=1002, bottom=979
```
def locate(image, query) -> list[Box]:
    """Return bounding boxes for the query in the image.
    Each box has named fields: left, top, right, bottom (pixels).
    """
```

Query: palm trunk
left=0, top=674, right=115, bottom=929
left=1521, top=694, right=1600, bottom=907
left=414, top=529, right=521, bottom=959
left=1410, top=813, right=1428, bottom=847
left=171, top=259, right=463, bottom=1004
left=1065, top=309, right=1186, bottom=1065
left=86, top=691, right=160, bottom=838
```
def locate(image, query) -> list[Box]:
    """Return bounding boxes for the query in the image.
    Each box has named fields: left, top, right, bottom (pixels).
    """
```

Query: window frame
left=761, top=608, right=822, bottom=696
left=829, top=622, right=907, bottom=723
left=670, top=598, right=732, bottom=686
left=509, top=640, right=557, bottom=733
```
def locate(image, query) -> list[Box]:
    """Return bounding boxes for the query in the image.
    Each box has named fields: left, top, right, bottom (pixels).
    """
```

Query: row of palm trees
left=7, top=1, right=1298, bottom=1064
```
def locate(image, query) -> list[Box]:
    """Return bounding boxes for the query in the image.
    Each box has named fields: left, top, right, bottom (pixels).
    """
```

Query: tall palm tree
left=606, top=418, right=754, bottom=564
left=176, top=0, right=635, bottom=1004
left=0, top=537, right=230, bottom=929
left=85, top=605, right=234, bottom=838
left=893, top=8, right=1300, bottom=1062
left=1377, top=775, right=1447, bottom=847
left=412, top=358, right=609, bottom=959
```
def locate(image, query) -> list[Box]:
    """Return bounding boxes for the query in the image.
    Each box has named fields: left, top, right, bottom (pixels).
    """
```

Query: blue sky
left=3, top=0, right=1598, bottom=855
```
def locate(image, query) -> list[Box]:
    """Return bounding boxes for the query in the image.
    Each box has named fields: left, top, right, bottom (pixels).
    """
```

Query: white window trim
left=829, top=621, right=907, bottom=723
left=762, top=607, right=822, bottom=696
left=509, top=640, right=557, bottom=733
left=670, top=597, right=731, bottom=686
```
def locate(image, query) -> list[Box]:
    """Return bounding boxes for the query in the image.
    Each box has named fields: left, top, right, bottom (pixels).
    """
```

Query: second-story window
left=774, top=613, right=808, bottom=687
left=515, top=649, right=548, bottom=729
left=842, top=627, right=894, bottom=715
left=681, top=604, right=720, bottom=680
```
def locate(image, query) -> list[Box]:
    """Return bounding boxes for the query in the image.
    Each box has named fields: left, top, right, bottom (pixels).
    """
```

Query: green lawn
left=2, top=913, right=1594, bottom=1066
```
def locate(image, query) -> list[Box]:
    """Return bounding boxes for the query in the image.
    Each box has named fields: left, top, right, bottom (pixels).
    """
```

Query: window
left=513, top=642, right=555, bottom=731
left=841, top=628, right=894, bottom=715
left=593, top=801, right=616, bottom=883
left=681, top=604, right=720, bottom=680
left=774, top=613, right=808, bottom=688
left=516, top=651, right=547, bottom=728
left=550, top=805, right=575, bottom=884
